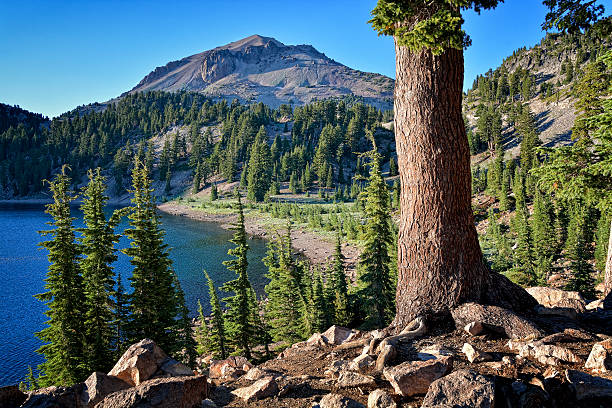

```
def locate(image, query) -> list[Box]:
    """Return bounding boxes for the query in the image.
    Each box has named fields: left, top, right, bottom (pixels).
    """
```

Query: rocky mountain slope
left=463, top=26, right=610, bottom=165
left=128, top=35, right=394, bottom=109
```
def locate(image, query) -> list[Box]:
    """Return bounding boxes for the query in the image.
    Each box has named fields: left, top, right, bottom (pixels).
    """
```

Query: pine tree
left=511, top=172, right=536, bottom=285
left=173, top=276, right=197, bottom=367
left=484, top=208, right=512, bottom=272
left=221, top=195, right=256, bottom=359
left=531, top=188, right=556, bottom=283
left=264, top=224, right=308, bottom=343
left=331, top=234, right=350, bottom=326
left=195, top=300, right=211, bottom=356
left=204, top=271, right=227, bottom=359
left=35, top=166, right=86, bottom=386
left=247, top=126, right=273, bottom=202
left=79, top=168, right=123, bottom=374
left=389, top=157, right=398, bottom=176
left=210, top=183, right=218, bottom=201
left=566, top=204, right=597, bottom=299
left=124, top=160, right=178, bottom=352
left=310, top=269, right=328, bottom=333
left=357, top=155, right=394, bottom=328
left=192, top=162, right=202, bottom=194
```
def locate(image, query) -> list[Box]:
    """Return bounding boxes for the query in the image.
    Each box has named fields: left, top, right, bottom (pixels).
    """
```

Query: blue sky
left=0, top=0, right=609, bottom=118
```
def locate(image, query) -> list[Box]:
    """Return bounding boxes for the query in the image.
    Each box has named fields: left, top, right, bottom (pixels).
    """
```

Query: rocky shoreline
left=156, top=201, right=361, bottom=280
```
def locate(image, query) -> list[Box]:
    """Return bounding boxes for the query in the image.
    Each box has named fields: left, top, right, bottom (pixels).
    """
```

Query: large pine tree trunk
left=392, top=41, right=535, bottom=328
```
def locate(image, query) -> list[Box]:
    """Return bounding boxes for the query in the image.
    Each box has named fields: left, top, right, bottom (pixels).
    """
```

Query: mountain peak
left=220, top=35, right=284, bottom=51
left=129, top=36, right=394, bottom=109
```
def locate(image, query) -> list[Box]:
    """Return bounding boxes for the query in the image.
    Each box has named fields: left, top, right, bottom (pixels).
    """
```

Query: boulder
left=464, top=321, right=485, bottom=336
left=565, top=369, right=612, bottom=400
left=452, top=303, right=543, bottom=340
left=319, top=393, right=364, bottom=408
left=336, top=371, right=376, bottom=388
left=508, top=340, right=582, bottom=366
left=108, top=339, right=168, bottom=386
left=243, top=367, right=270, bottom=381
left=306, top=332, right=329, bottom=347
left=81, top=372, right=130, bottom=407
left=322, top=326, right=357, bottom=345
left=375, top=344, right=397, bottom=372
left=421, top=369, right=495, bottom=408
left=159, top=359, right=193, bottom=377
left=96, top=375, right=208, bottom=408
left=367, top=389, right=396, bottom=408
left=21, top=383, right=85, bottom=408
left=0, top=385, right=26, bottom=408
left=208, top=356, right=252, bottom=379
left=526, top=287, right=586, bottom=311
left=201, top=399, right=217, bottom=408
left=586, top=299, right=605, bottom=311
left=461, top=343, right=493, bottom=363
left=383, top=356, right=453, bottom=397
left=585, top=339, right=612, bottom=373
left=231, top=376, right=278, bottom=403
left=349, top=354, right=374, bottom=372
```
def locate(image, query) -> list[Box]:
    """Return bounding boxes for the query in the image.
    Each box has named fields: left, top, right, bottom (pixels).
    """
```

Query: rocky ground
left=5, top=286, right=611, bottom=408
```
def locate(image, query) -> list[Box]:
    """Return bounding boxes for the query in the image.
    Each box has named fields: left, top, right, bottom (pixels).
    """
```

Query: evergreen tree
left=484, top=208, right=512, bottom=272
left=210, top=183, right=218, bottom=201
left=389, top=157, right=398, bottom=176
left=531, top=188, right=556, bottom=282
left=221, top=195, right=256, bottom=359
left=173, top=276, right=197, bottom=367
left=124, top=160, right=178, bottom=352
left=566, top=204, right=597, bottom=298
left=331, top=234, right=351, bottom=326
left=35, top=166, right=86, bottom=386
left=195, top=300, right=211, bottom=356
left=264, top=224, right=308, bottom=343
left=247, top=126, right=273, bottom=202
left=79, top=168, right=123, bottom=374
left=204, top=271, right=227, bottom=359
left=356, top=155, right=394, bottom=328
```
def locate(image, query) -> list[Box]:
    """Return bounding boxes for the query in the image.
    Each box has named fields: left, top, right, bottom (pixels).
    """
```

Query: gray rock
left=81, top=372, right=130, bottom=407
left=461, top=343, right=493, bottom=363
left=231, top=376, right=278, bottom=403
left=319, top=393, right=365, bottom=408
left=159, top=358, right=193, bottom=377
left=21, top=383, right=85, bottom=408
left=208, top=356, right=252, bottom=379
left=383, top=356, right=452, bottom=397
left=336, top=371, right=376, bottom=388
left=421, top=369, right=495, bottom=408
left=367, top=389, right=396, bottom=408
left=108, top=339, right=168, bottom=386
left=507, top=339, right=582, bottom=366
left=96, top=375, right=208, bottom=408
left=349, top=354, right=374, bottom=372
left=585, top=339, right=612, bottom=373
left=322, top=326, right=358, bottom=345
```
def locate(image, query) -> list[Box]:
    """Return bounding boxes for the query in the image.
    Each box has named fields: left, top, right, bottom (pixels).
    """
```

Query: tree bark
left=392, top=41, right=536, bottom=328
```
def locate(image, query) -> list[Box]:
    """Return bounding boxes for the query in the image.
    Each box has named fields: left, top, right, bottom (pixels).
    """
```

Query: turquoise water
left=0, top=204, right=268, bottom=387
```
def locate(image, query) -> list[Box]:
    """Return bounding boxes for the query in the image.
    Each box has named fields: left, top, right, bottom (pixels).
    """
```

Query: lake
left=0, top=203, right=269, bottom=387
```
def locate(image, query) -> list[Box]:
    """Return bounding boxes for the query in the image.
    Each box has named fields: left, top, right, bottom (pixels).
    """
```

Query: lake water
left=0, top=204, right=269, bottom=387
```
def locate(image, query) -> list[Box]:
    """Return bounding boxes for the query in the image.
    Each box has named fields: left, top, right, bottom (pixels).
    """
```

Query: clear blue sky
left=0, top=0, right=609, bottom=118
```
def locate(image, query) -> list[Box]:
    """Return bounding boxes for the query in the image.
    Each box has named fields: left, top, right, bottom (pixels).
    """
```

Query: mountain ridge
left=128, top=35, right=394, bottom=109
